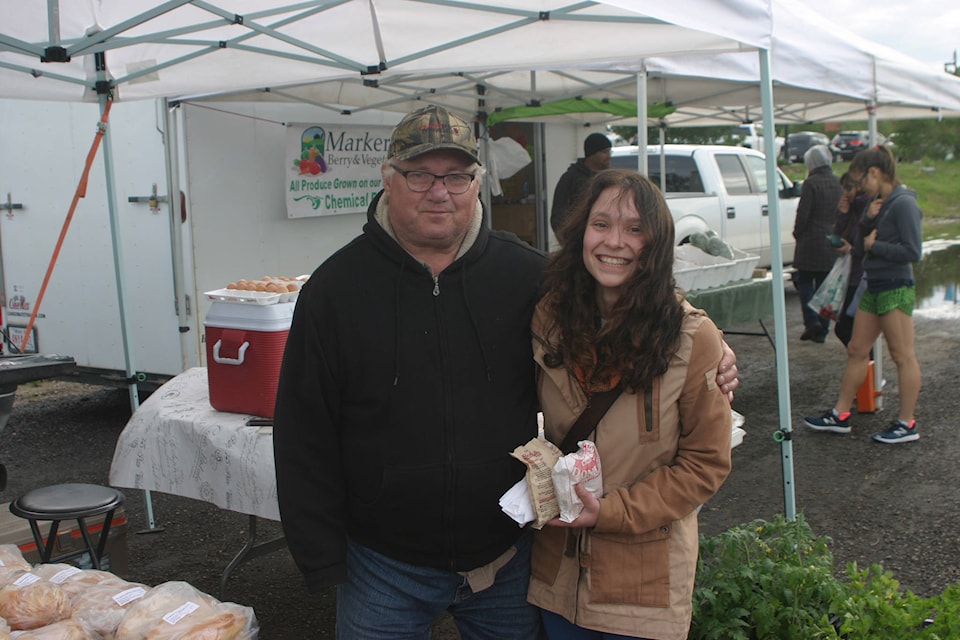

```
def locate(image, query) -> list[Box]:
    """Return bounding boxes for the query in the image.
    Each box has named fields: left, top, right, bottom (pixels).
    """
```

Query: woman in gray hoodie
left=804, top=145, right=923, bottom=444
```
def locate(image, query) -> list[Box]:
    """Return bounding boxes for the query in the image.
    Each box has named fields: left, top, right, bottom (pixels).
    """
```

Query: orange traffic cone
left=856, top=360, right=882, bottom=413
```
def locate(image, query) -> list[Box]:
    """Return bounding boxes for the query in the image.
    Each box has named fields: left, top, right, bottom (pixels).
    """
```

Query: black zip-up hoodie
left=273, top=191, right=546, bottom=592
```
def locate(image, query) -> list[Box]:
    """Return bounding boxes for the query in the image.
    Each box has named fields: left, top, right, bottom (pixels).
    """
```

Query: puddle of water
left=915, top=241, right=960, bottom=310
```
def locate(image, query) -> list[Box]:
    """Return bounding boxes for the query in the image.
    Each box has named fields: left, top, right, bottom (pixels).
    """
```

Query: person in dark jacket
left=273, top=105, right=544, bottom=639
left=833, top=172, right=871, bottom=346
left=793, top=144, right=844, bottom=342
left=550, top=132, right=612, bottom=234
left=273, top=105, right=739, bottom=639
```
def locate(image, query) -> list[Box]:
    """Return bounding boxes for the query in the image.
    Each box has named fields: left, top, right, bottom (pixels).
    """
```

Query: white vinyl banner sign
left=285, top=123, right=392, bottom=218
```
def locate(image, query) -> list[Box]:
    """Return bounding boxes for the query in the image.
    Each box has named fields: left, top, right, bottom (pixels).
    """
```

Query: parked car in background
left=785, top=131, right=837, bottom=163
left=831, top=130, right=891, bottom=161
left=728, top=123, right=785, bottom=159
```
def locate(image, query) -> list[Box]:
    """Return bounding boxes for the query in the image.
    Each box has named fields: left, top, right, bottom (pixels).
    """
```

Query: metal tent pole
left=95, top=67, right=159, bottom=531
left=635, top=68, right=648, bottom=177
left=533, top=122, right=549, bottom=252
left=759, top=48, right=797, bottom=520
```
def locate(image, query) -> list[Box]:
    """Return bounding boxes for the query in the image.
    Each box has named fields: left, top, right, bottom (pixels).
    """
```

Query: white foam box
left=674, top=246, right=760, bottom=292
left=0, top=503, right=130, bottom=577
left=204, top=300, right=296, bottom=419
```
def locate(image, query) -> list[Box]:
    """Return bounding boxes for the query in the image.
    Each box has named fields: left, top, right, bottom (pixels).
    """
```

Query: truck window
left=610, top=154, right=704, bottom=193
left=714, top=154, right=752, bottom=195
left=651, top=155, right=704, bottom=193
left=745, top=155, right=768, bottom=192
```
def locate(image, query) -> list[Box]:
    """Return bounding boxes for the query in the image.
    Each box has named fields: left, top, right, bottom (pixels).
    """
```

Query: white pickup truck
left=610, top=144, right=800, bottom=268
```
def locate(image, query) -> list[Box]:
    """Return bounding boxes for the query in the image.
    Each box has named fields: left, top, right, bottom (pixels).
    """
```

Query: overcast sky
left=802, top=0, right=959, bottom=69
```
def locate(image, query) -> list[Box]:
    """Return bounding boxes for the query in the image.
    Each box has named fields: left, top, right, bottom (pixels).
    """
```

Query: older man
left=274, top=105, right=545, bottom=639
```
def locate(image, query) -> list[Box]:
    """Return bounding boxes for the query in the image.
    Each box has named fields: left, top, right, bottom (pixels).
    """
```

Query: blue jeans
left=337, top=534, right=541, bottom=639
left=796, top=269, right=831, bottom=336
left=541, top=610, right=649, bottom=639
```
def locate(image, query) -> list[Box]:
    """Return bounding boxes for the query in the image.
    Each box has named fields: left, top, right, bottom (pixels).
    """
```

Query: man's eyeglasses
left=390, top=163, right=476, bottom=195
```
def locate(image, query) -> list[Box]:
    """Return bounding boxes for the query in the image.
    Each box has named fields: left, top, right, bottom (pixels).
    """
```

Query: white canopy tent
left=2, top=0, right=822, bottom=522
left=0, top=1, right=770, bottom=102
left=642, top=0, right=960, bottom=130
left=163, top=0, right=960, bottom=130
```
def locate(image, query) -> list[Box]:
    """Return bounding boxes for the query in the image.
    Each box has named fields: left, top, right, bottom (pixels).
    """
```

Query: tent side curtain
left=486, top=97, right=675, bottom=126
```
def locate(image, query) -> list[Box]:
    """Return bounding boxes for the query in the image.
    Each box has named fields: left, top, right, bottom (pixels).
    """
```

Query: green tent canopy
left=486, top=97, right=675, bottom=126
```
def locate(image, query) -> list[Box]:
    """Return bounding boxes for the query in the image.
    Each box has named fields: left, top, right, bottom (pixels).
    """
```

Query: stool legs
left=91, top=509, right=117, bottom=570
left=25, top=510, right=117, bottom=570
left=26, top=519, right=59, bottom=564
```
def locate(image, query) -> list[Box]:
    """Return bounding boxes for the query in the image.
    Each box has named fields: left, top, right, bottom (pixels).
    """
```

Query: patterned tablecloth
left=109, top=367, right=279, bottom=521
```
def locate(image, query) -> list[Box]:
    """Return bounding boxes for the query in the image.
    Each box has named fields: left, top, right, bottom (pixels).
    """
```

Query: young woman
left=529, top=169, right=732, bottom=639
left=804, top=146, right=923, bottom=443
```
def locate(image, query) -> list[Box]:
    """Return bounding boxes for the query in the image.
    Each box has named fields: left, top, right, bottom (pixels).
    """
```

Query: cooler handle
left=213, top=339, right=250, bottom=365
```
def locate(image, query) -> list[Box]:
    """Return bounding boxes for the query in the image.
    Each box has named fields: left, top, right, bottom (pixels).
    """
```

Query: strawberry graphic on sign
left=294, top=127, right=328, bottom=175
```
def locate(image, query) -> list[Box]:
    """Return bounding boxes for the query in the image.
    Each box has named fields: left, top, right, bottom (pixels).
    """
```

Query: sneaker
left=871, top=421, right=919, bottom=444
left=803, top=409, right=851, bottom=434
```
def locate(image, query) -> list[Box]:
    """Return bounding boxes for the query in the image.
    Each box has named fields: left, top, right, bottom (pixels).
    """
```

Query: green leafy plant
left=831, top=563, right=924, bottom=638
left=834, top=564, right=960, bottom=639
left=690, top=515, right=960, bottom=639
left=691, top=514, right=842, bottom=639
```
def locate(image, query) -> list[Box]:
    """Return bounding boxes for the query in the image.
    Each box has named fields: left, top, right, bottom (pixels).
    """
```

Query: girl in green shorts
left=803, top=145, right=922, bottom=443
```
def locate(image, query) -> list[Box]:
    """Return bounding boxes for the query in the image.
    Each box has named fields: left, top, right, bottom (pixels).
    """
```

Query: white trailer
left=1, top=99, right=187, bottom=387
left=1, top=99, right=568, bottom=387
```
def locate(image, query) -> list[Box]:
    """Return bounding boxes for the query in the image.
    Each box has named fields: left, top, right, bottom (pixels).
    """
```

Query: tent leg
left=98, top=79, right=159, bottom=532
left=635, top=68, right=648, bottom=176
left=759, top=48, right=797, bottom=520
left=533, top=122, right=548, bottom=252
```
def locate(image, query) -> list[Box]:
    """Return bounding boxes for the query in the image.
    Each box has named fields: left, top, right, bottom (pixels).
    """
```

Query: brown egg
left=226, top=282, right=238, bottom=290
left=286, top=283, right=299, bottom=292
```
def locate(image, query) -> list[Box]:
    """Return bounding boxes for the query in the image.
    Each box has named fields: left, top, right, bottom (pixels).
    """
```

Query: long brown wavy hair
left=541, top=169, right=683, bottom=392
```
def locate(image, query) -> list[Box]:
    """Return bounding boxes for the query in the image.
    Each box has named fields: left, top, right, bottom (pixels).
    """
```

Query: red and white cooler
left=204, top=300, right=295, bottom=418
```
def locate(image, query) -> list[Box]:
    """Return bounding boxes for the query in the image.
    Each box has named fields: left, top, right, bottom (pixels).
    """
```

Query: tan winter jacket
left=528, top=299, right=732, bottom=639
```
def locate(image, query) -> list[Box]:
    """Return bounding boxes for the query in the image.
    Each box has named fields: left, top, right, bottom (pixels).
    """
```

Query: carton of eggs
left=206, top=276, right=308, bottom=304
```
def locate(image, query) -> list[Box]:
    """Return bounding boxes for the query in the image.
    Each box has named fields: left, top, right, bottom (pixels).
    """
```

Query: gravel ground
left=1, top=283, right=958, bottom=639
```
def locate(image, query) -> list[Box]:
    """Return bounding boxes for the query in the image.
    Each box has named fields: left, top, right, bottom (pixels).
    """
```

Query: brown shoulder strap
left=559, top=386, right=622, bottom=454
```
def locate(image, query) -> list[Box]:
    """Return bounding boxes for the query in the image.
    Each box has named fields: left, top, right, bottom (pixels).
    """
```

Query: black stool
left=9, top=483, right=124, bottom=570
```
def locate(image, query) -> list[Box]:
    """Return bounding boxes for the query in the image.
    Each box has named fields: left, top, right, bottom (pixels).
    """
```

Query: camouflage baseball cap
left=389, top=105, right=480, bottom=165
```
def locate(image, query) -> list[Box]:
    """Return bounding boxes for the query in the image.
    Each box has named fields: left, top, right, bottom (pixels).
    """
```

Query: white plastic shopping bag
left=808, top=253, right=851, bottom=321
